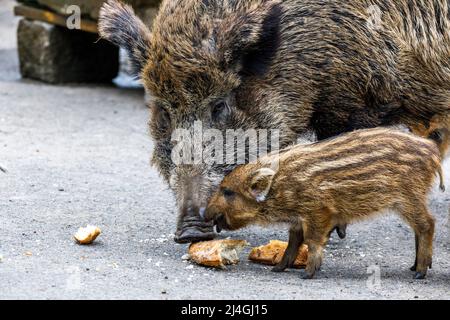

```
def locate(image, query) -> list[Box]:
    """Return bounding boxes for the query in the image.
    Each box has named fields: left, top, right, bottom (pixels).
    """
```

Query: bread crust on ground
left=249, top=240, right=308, bottom=268
left=74, top=225, right=101, bottom=245
left=188, top=239, right=248, bottom=269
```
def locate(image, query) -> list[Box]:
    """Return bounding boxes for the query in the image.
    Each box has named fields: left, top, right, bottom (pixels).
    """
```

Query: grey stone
left=17, top=18, right=119, bottom=84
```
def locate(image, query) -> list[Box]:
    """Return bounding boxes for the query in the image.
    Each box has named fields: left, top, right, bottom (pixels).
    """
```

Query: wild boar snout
left=171, top=165, right=222, bottom=242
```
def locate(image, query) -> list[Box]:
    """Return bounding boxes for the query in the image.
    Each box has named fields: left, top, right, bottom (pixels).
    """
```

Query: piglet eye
left=222, top=188, right=235, bottom=198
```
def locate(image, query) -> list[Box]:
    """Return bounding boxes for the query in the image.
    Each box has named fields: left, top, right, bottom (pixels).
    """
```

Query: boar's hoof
left=414, top=272, right=427, bottom=280
left=175, top=217, right=216, bottom=243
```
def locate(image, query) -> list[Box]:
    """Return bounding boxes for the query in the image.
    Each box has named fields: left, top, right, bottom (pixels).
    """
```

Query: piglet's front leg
left=272, top=225, right=304, bottom=272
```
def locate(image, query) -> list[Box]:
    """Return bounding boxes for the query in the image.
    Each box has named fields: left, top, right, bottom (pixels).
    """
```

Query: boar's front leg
left=272, top=224, right=304, bottom=272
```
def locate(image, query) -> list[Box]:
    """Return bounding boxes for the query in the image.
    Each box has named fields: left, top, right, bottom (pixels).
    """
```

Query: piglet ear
left=249, top=168, right=276, bottom=202
left=98, top=0, right=152, bottom=77
left=216, top=1, right=283, bottom=76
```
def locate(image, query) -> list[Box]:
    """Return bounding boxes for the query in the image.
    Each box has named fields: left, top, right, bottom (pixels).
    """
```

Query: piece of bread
left=188, top=239, right=249, bottom=269
left=74, top=225, right=101, bottom=245
left=248, top=240, right=308, bottom=268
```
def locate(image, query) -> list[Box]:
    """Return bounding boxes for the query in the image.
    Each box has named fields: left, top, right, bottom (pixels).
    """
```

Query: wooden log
left=14, top=5, right=98, bottom=34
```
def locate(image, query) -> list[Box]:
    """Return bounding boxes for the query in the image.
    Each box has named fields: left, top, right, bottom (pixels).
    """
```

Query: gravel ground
left=1, top=0, right=450, bottom=300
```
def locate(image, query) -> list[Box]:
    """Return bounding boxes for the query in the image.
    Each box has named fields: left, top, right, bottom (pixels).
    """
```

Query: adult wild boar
left=99, top=0, right=450, bottom=243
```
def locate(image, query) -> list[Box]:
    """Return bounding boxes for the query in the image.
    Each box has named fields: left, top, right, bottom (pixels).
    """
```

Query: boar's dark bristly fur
left=98, top=1, right=152, bottom=75
left=99, top=0, right=450, bottom=243
left=205, top=128, right=446, bottom=279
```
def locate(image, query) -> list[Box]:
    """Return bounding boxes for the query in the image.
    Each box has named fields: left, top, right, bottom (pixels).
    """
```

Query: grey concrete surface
left=1, top=0, right=450, bottom=300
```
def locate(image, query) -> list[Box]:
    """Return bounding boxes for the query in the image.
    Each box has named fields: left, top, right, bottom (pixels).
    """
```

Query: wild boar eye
left=212, top=100, right=229, bottom=122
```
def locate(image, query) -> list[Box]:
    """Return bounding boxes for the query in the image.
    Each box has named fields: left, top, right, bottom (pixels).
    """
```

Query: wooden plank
left=14, top=5, right=98, bottom=34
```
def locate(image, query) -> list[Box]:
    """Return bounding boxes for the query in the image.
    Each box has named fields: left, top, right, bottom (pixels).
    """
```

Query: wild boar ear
left=216, top=1, right=283, bottom=77
left=98, top=0, right=152, bottom=77
left=249, top=168, right=276, bottom=202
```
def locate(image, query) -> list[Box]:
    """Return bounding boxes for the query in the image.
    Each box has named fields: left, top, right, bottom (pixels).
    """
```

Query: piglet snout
left=214, top=214, right=226, bottom=233
left=203, top=207, right=218, bottom=223
left=203, top=208, right=225, bottom=233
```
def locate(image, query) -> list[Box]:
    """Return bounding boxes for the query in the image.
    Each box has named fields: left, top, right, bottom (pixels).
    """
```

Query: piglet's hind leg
left=302, top=213, right=333, bottom=279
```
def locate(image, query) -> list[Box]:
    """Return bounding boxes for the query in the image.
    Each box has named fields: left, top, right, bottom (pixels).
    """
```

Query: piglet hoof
left=410, top=264, right=417, bottom=272
left=272, top=265, right=287, bottom=273
left=414, top=272, right=427, bottom=280
left=337, top=227, right=346, bottom=239
left=302, top=272, right=315, bottom=280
